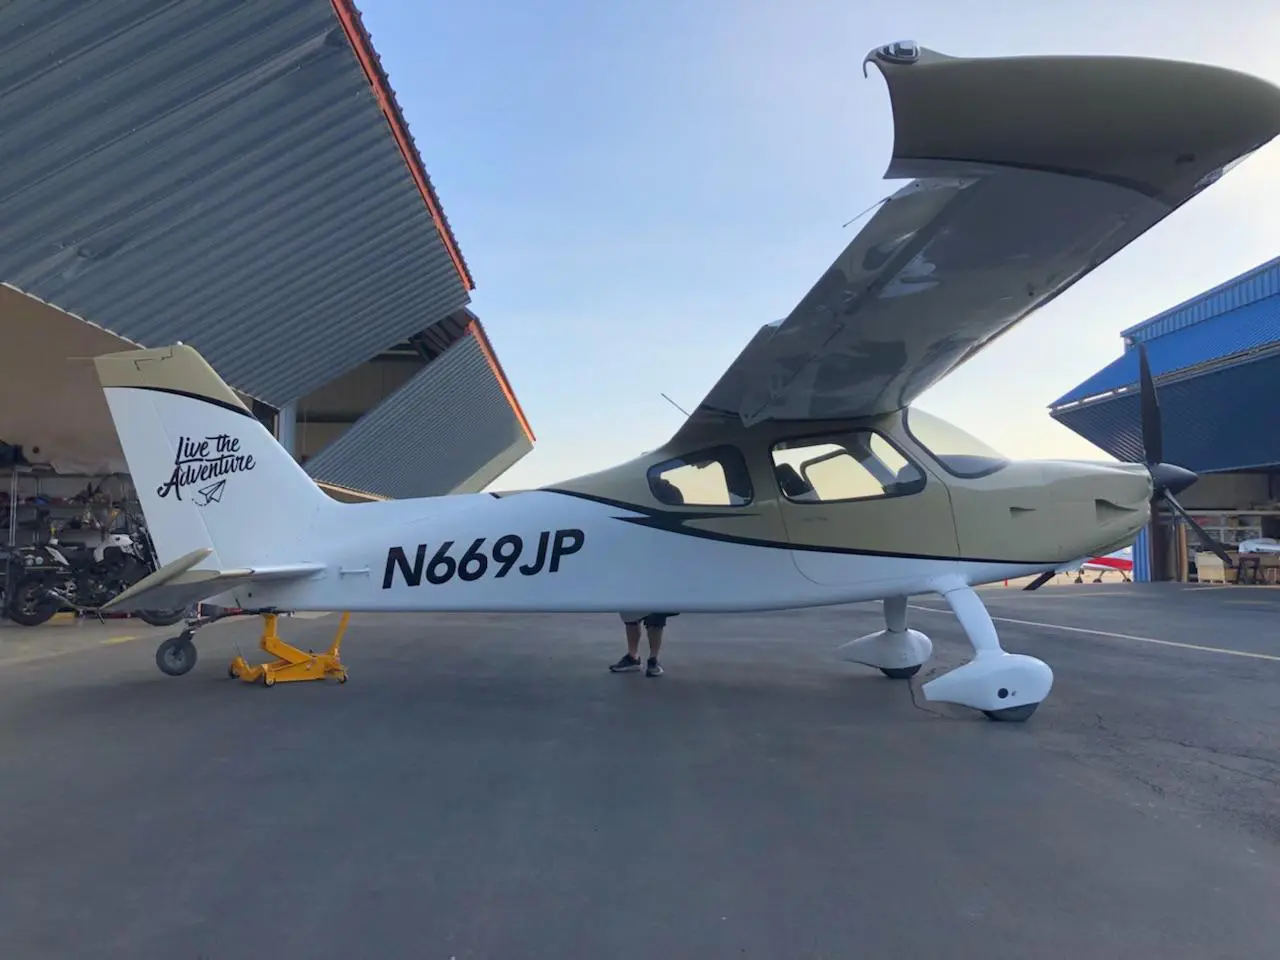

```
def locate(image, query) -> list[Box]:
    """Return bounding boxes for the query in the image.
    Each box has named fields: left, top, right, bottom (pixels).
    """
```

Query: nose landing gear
left=920, top=584, right=1053, bottom=722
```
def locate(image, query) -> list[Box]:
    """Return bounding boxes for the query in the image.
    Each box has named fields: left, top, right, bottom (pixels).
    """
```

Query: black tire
left=879, top=665, right=922, bottom=680
left=136, top=608, right=187, bottom=627
left=155, top=635, right=198, bottom=677
left=6, top=579, right=60, bottom=627
left=983, top=702, right=1040, bottom=722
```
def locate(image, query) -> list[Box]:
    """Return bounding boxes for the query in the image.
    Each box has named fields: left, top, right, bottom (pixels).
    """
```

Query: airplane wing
left=672, top=42, right=1280, bottom=440
left=101, top=547, right=325, bottom=613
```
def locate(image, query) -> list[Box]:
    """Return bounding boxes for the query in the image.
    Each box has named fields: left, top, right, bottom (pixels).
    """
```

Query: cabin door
left=770, top=427, right=958, bottom=586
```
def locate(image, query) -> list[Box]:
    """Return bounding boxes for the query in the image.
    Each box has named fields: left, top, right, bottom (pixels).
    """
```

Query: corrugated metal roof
left=0, top=0, right=470, bottom=406
left=1122, top=255, right=1280, bottom=342
left=304, top=330, right=533, bottom=499
left=1051, top=352, right=1280, bottom=472
left=1050, top=291, right=1280, bottom=408
left=330, top=0, right=473, bottom=291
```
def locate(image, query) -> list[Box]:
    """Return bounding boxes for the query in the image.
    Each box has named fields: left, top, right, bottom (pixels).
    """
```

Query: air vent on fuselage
left=1095, top=498, right=1140, bottom=525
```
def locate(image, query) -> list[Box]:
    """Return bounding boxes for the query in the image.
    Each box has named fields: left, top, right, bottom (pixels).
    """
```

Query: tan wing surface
left=674, top=43, right=1280, bottom=440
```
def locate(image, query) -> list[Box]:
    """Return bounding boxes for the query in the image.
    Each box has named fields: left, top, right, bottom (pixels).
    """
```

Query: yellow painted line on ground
left=907, top=604, right=1280, bottom=663
left=100, top=635, right=139, bottom=646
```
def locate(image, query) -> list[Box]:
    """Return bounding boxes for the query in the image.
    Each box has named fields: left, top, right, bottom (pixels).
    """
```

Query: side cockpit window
left=647, top=446, right=753, bottom=507
left=771, top=430, right=925, bottom=503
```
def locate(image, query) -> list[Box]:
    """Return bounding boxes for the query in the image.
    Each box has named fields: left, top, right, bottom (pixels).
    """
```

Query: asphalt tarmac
left=1, top=582, right=1277, bottom=959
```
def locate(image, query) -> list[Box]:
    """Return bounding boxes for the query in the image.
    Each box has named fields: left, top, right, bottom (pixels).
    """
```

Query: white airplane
left=93, top=42, right=1278, bottom=722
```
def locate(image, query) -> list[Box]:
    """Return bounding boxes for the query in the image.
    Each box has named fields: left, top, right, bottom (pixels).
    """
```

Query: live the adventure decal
left=382, top=529, right=585, bottom=588
left=157, top=434, right=256, bottom=504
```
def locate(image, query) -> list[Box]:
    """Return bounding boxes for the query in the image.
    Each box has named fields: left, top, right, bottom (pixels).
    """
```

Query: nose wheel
left=920, top=584, right=1053, bottom=722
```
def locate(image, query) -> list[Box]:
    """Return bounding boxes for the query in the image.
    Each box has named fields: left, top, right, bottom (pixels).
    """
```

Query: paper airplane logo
left=193, top=479, right=226, bottom=506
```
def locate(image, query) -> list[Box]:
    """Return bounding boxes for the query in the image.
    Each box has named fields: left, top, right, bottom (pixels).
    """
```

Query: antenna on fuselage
left=659, top=392, right=691, bottom=417
left=842, top=195, right=889, bottom=229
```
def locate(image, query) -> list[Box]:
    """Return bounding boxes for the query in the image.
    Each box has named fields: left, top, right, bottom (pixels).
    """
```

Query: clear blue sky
left=357, top=0, right=1280, bottom=490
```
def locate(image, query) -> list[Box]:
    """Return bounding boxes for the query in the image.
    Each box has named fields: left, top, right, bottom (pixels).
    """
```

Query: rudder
left=94, top=344, right=333, bottom=570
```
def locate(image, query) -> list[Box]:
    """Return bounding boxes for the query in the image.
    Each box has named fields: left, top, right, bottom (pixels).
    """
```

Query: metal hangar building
left=0, top=0, right=534, bottom=510
left=1050, top=255, right=1280, bottom=583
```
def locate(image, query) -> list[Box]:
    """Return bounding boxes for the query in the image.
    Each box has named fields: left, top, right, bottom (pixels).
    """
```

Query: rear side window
left=647, top=445, right=753, bottom=506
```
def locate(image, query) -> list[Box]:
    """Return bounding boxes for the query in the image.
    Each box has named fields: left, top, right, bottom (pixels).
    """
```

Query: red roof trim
left=331, top=0, right=475, bottom=291
left=466, top=316, right=535, bottom=444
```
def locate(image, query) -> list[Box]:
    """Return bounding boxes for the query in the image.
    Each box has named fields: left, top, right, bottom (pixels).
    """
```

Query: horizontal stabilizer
left=103, top=548, right=324, bottom=613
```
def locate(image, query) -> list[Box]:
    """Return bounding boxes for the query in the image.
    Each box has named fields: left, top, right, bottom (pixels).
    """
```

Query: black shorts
left=619, top=612, right=678, bottom=629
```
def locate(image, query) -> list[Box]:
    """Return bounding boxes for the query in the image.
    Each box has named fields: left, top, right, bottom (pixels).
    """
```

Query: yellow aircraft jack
left=228, top=612, right=350, bottom=687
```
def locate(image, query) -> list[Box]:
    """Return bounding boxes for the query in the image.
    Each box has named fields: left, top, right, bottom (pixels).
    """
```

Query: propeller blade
left=1023, top=570, right=1056, bottom=591
left=1163, top=491, right=1234, bottom=567
left=1136, top=341, right=1163, bottom=466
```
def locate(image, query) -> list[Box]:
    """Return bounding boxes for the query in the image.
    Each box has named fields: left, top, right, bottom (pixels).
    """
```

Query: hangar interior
left=0, top=0, right=533, bottom=619
left=1052, top=254, right=1280, bottom=583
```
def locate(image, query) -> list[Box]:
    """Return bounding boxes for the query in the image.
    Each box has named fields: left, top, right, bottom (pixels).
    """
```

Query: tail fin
left=94, top=344, right=334, bottom=571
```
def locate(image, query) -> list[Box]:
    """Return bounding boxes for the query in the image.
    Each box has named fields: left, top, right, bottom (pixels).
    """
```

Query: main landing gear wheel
left=156, top=634, right=198, bottom=677
left=879, top=664, right=922, bottom=680
left=839, top=597, right=933, bottom=681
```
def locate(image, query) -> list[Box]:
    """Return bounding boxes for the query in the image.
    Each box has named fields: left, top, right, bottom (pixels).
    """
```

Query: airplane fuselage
left=238, top=407, right=1153, bottom=616
left=240, top=489, right=1047, bottom=614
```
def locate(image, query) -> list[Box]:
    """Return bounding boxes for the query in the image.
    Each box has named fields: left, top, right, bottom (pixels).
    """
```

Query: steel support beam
left=277, top=400, right=298, bottom=460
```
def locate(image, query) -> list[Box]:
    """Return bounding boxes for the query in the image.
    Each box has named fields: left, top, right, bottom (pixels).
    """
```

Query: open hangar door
left=0, top=286, right=203, bottom=626
left=1139, top=470, right=1280, bottom=584
left=1051, top=254, right=1280, bottom=584
left=1, top=289, right=535, bottom=626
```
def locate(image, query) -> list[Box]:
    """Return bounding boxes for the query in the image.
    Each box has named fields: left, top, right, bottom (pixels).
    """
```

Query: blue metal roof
left=1051, top=352, right=1280, bottom=473
left=1122, top=255, right=1280, bottom=342
left=1051, top=290, right=1280, bottom=407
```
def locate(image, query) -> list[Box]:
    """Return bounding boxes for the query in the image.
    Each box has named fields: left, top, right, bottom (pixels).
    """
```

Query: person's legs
left=610, top=614, right=644, bottom=672
left=642, top=614, right=670, bottom=676
left=644, top=622, right=663, bottom=660
left=625, top=620, right=642, bottom=657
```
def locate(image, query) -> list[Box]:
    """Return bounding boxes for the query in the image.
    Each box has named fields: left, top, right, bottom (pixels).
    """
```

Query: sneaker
left=646, top=657, right=663, bottom=677
left=610, top=654, right=642, bottom=673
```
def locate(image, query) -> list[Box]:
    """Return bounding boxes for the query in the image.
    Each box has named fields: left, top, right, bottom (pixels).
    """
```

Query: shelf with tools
left=1154, top=507, right=1280, bottom=583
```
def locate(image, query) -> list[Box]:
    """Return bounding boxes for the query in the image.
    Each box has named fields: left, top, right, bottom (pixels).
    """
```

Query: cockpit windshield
left=904, top=408, right=1009, bottom=478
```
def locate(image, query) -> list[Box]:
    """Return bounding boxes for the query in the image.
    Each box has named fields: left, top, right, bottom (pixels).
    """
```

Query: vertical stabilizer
left=94, top=344, right=333, bottom=570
